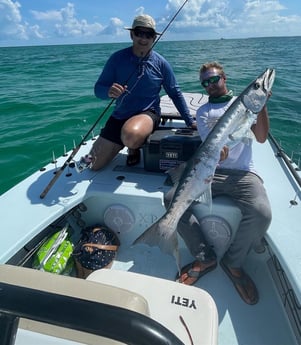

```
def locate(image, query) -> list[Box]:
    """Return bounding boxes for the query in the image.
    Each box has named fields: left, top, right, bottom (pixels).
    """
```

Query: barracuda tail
left=133, top=219, right=180, bottom=270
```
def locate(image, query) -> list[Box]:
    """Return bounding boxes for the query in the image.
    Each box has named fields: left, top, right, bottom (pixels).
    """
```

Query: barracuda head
left=242, top=68, right=276, bottom=113
left=262, top=68, right=275, bottom=94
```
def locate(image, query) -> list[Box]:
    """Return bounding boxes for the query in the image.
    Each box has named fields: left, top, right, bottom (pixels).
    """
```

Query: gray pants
left=167, top=169, right=272, bottom=268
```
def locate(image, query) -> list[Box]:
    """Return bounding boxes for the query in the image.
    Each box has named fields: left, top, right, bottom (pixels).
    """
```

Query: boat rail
left=268, top=132, right=301, bottom=189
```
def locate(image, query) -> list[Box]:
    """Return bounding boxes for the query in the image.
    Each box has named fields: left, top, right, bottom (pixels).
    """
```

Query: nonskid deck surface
left=109, top=225, right=296, bottom=345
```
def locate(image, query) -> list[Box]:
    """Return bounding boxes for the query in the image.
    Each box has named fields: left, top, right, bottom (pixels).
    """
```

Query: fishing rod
left=39, top=99, right=114, bottom=199
left=40, top=0, right=189, bottom=199
left=153, top=0, right=188, bottom=48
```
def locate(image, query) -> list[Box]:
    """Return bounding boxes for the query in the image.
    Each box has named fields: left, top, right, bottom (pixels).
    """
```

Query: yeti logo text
left=165, top=152, right=178, bottom=159
left=171, top=295, right=197, bottom=309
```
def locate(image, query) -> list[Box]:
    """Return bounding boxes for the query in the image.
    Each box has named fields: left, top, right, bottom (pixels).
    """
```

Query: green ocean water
left=0, top=37, right=301, bottom=195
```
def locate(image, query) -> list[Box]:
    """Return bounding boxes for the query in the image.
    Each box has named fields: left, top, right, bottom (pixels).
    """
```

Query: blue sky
left=1, top=0, right=301, bottom=46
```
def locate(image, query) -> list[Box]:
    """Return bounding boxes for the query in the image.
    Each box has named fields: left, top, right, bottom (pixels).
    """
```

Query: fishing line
left=122, top=0, right=189, bottom=88
left=153, top=0, right=189, bottom=50
left=40, top=0, right=189, bottom=199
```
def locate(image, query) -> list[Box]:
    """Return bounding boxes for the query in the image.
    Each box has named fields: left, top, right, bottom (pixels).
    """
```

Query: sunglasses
left=133, top=28, right=156, bottom=39
left=201, top=75, right=221, bottom=88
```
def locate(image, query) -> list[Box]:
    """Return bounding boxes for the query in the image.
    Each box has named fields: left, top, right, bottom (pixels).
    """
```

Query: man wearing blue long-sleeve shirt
left=83, top=14, right=194, bottom=169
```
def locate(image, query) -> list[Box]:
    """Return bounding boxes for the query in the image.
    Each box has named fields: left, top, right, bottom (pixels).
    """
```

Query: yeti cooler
left=143, top=128, right=202, bottom=172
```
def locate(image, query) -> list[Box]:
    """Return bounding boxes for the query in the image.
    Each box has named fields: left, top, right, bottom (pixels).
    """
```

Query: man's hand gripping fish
left=133, top=68, right=275, bottom=268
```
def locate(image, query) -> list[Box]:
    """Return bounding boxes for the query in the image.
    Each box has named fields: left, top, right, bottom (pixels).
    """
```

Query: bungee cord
left=40, top=0, right=189, bottom=199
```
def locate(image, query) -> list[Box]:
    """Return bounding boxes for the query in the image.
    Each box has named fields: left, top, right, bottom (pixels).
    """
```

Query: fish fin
left=166, top=162, right=187, bottom=185
left=243, top=94, right=264, bottom=113
left=227, top=110, right=257, bottom=148
left=164, top=185, right=177, bottom=208
left=228, top=128, right=254, bottom=144
left=196, top=186, right=212, bottom=211
left=133, top=219, right=179, bottom=260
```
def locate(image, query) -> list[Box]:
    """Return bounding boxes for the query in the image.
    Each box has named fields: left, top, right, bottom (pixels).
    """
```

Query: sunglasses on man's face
left=201, top=75, right=221, bottom=88
left=133, top=28, right=156, bottom=39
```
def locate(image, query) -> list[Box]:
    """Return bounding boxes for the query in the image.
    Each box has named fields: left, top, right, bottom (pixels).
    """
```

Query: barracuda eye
left=254, top=82, right=261, bottom=90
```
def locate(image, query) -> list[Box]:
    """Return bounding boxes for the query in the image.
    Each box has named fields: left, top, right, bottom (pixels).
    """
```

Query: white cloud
left=163, top=0, right=233, bottom=31
left=27, top=23, right=43, bottom=39
left=0, top=0, right=22, bottom=22
left=102, top=17, right=124, bottom=36
left=53, top=3, right=104, bottom=37
left=135, top=7, right=145, bottom=16
left=0, top=0, right=27, bottom=39
left=0, top=1, right=112, bottom=43
left=162, top=0, right=301, bottom=38
left=31, top=9, right=62, bottom=22
left=0, top=0, right=43, bottom=41
left=1, top=0, right=301, bottom=46
left=231, top=0, right=300, bottom=37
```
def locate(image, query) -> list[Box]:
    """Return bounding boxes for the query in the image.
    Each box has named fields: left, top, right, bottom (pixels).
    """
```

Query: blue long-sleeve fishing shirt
left=94, top=47, right=193, bottom=126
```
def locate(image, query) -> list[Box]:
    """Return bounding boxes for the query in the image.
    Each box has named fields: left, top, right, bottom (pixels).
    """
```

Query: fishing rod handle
left=39, top=167, right=65, bottom=199
left=40, top=146, right=81, bottom=199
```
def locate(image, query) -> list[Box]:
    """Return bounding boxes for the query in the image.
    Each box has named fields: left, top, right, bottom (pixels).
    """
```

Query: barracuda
left=134, top=68, right=275, bottom=267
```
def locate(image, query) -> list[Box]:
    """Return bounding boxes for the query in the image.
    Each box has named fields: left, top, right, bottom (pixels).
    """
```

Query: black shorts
left=100, top=109, right=161, bottom=146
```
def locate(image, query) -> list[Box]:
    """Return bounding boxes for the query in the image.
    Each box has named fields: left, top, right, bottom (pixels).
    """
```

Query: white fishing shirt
left=196, top=98, right=257, bottom=174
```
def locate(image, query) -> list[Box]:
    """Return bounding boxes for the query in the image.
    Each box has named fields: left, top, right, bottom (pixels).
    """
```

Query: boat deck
left=1, top=129, right=299, bottom=345
left=96, top=148, right=299, bottom=345
left=1, top=93, right=300, bottom=344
